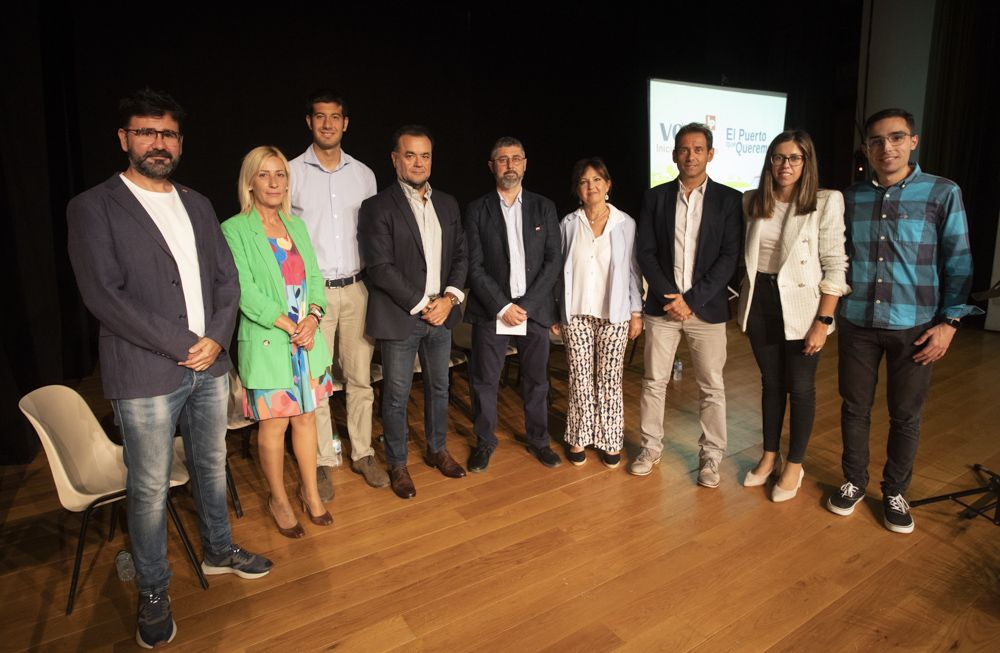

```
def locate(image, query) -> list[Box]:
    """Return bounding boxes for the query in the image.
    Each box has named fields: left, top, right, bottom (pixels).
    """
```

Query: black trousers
left=470, top=319, right=551, bottom=450
left=746, top=273, right=821, bottom=464
left=837, top=318, right=934, bottom=495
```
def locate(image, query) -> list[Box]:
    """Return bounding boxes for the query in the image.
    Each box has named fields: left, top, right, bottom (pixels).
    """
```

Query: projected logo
left=705, top=115, right=716, bottom=131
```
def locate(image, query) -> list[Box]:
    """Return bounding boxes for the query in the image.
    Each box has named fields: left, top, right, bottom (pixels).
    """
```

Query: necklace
left=586, top=206, right=610, bottom=224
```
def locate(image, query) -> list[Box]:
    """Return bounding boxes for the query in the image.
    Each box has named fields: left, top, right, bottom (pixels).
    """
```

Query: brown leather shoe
left=389, top=465, right=416, bottom=499
left=423, top=449, right=467, bottom=478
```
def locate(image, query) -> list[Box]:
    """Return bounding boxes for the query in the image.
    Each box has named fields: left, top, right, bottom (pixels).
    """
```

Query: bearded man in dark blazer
left=66, top=88, right=271, bottom=649
left=463, top=137, right=563, bottom=473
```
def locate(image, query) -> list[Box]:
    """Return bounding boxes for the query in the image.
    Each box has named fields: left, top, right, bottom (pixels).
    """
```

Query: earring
left=605, top=193, right=610, bottom=201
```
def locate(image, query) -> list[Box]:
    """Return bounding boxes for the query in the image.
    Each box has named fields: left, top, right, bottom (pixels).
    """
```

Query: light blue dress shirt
left=289, top=146, right=377, bottom=280
left=499, top=190, right=527, bottom=300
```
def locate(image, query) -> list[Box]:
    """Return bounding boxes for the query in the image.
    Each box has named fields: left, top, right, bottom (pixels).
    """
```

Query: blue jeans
left=112, top=370, right=232, bottom=593
left=379, top=321, right=452, bottom=466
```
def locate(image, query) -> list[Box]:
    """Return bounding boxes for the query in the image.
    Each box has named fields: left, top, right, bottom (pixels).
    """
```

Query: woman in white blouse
left=737, top=130, right=849, bottom=501
left=553, top=158, right=643, bottom=468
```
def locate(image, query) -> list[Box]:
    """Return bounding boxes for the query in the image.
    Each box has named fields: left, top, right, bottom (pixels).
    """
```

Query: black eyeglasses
left=770, top=154, right=805, bottom=166
left=123, top=128, right=182, bottom=142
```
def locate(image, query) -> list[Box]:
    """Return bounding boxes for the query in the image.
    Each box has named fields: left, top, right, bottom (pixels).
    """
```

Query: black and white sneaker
left=827, top=481, right=865, bottom=516
left=882, top=493, right=915, bottom=534
left=136, top=590, right=176, bottom=649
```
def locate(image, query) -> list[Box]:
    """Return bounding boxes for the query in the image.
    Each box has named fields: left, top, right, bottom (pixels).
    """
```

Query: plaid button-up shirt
left=840, top=164, right=980, bottom=330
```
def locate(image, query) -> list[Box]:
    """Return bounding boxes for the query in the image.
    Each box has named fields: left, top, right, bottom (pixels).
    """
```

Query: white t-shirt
left=120, top=174, right=206, bottom=337
left=756, top=201, right=790, bottom=275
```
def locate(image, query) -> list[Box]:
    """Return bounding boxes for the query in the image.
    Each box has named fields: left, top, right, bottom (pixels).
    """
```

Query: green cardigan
left=221, top=208, right=332, bottom=390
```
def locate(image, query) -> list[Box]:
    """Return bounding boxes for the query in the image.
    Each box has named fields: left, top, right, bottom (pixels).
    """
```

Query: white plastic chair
left=18, top=385, right=208, bottom=615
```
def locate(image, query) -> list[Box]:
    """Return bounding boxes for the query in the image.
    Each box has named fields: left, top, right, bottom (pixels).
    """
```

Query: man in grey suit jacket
left=358, top=125, right=468, bottom=500
left=66, top=88, right=271, bottom=649
left=634, top=123, right=743, bottom=486
left=463, top=137, right=562, bottom=472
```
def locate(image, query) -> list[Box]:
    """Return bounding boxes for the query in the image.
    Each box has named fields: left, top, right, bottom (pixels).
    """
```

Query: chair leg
left=67, top=505, right=96, bottom=615
left=166, top=494, right=209, bottom=590
left=240, top=426, right=253, bottom=460
left=225, top=460, right=243, bottom=519
left=108, top=502, right=119, bottom=542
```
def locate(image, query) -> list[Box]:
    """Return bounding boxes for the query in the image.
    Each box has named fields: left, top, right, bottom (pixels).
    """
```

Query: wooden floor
left=3, top=322, right=1000, bottom=652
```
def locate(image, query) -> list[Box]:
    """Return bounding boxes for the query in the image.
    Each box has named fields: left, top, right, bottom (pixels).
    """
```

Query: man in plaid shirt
left=826, top=108, right=982, bottom=534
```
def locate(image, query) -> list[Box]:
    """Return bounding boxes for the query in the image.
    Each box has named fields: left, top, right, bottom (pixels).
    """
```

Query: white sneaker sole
left=201, top=562, right=271, bottom=579
left=883, top=516, right=915, bottom=534
left=136, top=618, right=177, bottom=649
left=826, top=496, right=862, bottom=516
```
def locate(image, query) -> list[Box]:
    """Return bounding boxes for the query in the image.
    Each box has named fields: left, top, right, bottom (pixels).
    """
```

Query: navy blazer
left=463, top=189, right=561, bottom=327
left=637, top=177, right=743, bottom=323
left=358, top=182, right=468, bottom=340
left=67, top=174, right=240, bottom=399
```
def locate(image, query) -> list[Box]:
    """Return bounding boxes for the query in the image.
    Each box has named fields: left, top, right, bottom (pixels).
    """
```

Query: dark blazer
left=359, top=182, right=468, bottom=340
left=637, top=177, right=742, bottom=323
left=463, top=189, right=561, bottom=327
left=67, top=174, right=240, bottom=399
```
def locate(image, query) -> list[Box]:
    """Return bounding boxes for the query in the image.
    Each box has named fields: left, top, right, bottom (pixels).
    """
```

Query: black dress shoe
left=468, top=446, right=494, bottom=473
left=423, top=449, right=467, bottom=478
left=389, top=465, right=416, bottom=499
left=526, top=445, right=562, bottom=468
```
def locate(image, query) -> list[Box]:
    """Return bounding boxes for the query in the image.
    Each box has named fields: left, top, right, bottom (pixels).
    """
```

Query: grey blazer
left=67, top=174, right=240, bottom=399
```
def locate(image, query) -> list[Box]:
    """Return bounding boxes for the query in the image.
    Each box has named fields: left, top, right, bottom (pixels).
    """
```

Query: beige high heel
left=743, top=454, right=782, bottom=487
left=771, top=466, right=805, bottom=503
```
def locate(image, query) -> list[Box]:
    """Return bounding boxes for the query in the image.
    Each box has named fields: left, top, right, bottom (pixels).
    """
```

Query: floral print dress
left=243, top=236, right=334, bottom=419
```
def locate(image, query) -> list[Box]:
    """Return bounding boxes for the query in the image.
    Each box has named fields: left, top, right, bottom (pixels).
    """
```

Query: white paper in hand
left=496, top=318, right=527, bottom=336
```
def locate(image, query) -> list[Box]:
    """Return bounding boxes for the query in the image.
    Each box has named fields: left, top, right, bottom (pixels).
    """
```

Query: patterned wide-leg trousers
left=562, top=315, right=630, bottom=451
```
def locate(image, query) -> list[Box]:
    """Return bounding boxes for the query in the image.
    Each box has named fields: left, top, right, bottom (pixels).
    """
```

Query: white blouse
left=569, top=209, right=625, bottom=319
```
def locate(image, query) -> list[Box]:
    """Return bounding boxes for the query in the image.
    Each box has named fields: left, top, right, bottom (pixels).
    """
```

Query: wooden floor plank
left=2, top=324, right=998, bottom=651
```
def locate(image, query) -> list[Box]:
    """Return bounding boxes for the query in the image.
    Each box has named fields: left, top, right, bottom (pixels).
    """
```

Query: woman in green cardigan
left=222, top=146, right=334, bottom=537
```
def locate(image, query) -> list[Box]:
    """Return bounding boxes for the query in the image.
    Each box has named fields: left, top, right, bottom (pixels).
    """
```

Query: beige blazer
left=737, top=189, right=850, bottom=340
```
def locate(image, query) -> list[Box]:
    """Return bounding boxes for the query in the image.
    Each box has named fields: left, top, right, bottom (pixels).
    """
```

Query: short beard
left=498, top=173, right=521, bottom=190
left=131, top=149, right=179, bottom=180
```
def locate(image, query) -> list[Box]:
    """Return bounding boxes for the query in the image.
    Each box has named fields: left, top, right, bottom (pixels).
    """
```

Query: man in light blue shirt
left=289, top=89, right=388, bottom=494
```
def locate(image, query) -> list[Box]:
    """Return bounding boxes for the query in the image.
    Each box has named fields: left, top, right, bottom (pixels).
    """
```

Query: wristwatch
left=815, top=315, right=834, bottom=325
left=942, top=317, right=961, bottom=329
left=445, top=293, right=460, bottom=306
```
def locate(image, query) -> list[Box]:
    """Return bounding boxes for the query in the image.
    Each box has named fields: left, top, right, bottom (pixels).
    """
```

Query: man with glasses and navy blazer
left=463, top=137, right=563, bottom=473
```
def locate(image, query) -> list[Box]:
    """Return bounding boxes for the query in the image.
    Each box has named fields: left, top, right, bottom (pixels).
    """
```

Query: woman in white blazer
left=737, top=130, right=849, bottom=501
left=553, top=158, right=643, bottom=468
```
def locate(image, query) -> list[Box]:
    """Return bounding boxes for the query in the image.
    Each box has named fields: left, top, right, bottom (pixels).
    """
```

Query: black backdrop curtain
left=921, top=0, right=1000, bottom=303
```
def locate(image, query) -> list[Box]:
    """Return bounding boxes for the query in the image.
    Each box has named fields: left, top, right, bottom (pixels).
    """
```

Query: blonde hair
left=237, top=145, right=292, bottom=215
left=747, top=130, right=818, bottom=219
